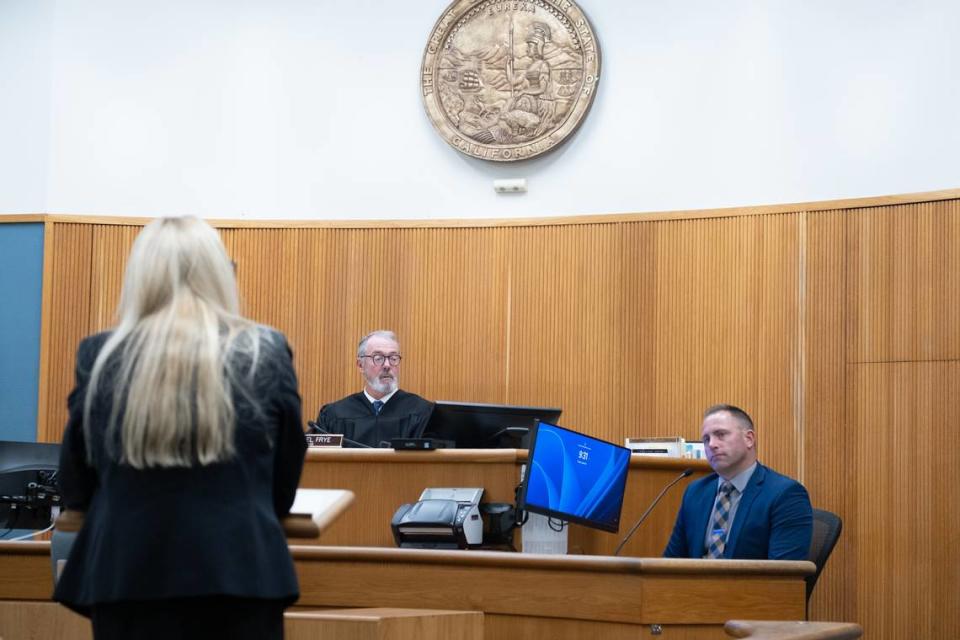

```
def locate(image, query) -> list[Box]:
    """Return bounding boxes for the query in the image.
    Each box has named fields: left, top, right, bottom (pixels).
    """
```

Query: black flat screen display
left=424, top=401, right=561, bottom=449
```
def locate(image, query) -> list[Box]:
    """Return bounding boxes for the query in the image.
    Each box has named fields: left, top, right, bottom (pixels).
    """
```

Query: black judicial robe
left=315, top=390, right=433, bottom=448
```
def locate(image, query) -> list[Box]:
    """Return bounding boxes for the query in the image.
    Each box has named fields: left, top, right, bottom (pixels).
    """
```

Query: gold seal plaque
left=421, top=0, right=601, bottom=162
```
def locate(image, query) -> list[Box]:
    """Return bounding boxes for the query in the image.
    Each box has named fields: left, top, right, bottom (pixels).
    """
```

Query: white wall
left=1, top=0, right=958, bottom=220
left=0, top=0, right=53, bottom=213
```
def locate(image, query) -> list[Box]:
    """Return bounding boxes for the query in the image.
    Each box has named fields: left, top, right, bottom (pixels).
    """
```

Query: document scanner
left=390, top=487, right=484, bottom=549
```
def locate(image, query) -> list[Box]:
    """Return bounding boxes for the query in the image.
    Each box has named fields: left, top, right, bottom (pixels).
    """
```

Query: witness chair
left=806, top=508, right=843, bottom=617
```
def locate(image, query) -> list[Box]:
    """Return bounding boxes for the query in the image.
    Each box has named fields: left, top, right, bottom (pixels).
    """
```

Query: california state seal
left=421, top=0, right=601, bottom=162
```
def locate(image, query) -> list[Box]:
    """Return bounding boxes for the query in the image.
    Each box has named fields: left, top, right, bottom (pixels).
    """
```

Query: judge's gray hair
left=357, top=330, right=399, bottom=358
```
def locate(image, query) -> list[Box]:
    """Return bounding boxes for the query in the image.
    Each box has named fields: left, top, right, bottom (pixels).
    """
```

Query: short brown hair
left=703, top=404, right=754, bottom=432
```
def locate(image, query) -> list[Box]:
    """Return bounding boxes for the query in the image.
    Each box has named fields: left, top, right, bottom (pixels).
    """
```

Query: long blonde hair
left=84, top=216, right=259, bottom=468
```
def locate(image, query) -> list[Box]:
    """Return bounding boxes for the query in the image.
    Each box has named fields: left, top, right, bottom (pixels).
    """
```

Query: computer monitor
left=424, top=401, right=562, bottom=449
left=518, top=421, right=631, bottom=533
left=0, top=440, right=61, bottom=532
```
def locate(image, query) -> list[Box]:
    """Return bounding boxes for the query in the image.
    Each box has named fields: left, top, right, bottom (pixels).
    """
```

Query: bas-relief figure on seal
left=441, top=19, right=576, bottom=144
left=422, top=0, right=600, bottom=162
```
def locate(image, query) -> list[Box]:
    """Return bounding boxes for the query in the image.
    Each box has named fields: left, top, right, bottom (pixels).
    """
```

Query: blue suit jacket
left=663, top=463, right=812, bottom=560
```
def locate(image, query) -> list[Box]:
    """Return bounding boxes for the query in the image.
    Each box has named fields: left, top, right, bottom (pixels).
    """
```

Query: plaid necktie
left=704, top=482, right=736, bottom=559
left=372, top=400, right=384, bottom=415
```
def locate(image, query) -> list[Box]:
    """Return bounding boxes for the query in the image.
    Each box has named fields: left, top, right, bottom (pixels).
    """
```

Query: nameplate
left=306, top=434, right=344, bottom=448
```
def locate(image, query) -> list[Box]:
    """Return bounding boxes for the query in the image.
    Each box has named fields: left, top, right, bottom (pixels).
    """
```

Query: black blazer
left=54, top=328, right=307, bottom=615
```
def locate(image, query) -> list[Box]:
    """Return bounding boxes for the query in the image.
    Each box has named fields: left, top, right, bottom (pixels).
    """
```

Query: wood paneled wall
left=28, top=189, right=960, bottom=639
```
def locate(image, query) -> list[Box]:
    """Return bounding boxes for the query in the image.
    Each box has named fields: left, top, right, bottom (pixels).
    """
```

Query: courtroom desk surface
left=291, top=544, right=813, bottom=575
left=301, top=447, right=710, bottom=469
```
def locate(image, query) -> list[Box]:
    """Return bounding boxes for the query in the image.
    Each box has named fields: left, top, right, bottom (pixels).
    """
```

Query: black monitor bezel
left=424, top=401, right=562, bottom=449
left=0, top=441, right=60, bottom=474
left=518, top=421, right=632, bottom=534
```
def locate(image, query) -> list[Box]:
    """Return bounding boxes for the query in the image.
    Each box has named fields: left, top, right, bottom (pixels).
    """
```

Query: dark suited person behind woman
left=53, top=216, right=307, bottom=640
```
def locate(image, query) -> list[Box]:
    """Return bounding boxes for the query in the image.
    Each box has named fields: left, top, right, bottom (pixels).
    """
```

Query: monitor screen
left=0, top=440, right=61, bottom=532
left=424, top=401, right=562, bottom=449
left=519, top=421, right=631, bottom=533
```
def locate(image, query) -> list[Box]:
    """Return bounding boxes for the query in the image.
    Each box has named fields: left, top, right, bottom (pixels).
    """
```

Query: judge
left=314, top=330, right=433, bottom=447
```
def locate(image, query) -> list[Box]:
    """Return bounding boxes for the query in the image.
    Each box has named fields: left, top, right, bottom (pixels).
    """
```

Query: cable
left=547, top=517, right=567, bottom=532
left=613, top=468, right=693, bottom=556
left=6, top=522, right=55, bottom=541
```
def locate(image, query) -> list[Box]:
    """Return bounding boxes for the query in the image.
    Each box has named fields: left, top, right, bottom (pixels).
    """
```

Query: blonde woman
left=54, top=217, right=306, bottom=640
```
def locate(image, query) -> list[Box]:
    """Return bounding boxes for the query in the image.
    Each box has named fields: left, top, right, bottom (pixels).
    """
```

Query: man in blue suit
left=664, top=404, right=812, bottom=560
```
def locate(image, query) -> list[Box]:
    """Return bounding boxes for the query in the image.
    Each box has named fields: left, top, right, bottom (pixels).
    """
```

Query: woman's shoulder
left=80, top=330, right=112, bottom=347
left=228, top=323, right=294, bottom=373
left=76, top=331, right=113, bottom=362
left=253, top=324, right=292, bottom=355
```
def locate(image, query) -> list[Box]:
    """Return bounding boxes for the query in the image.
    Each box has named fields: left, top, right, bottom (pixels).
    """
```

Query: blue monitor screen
left=520, top=421, right=631, bottom=533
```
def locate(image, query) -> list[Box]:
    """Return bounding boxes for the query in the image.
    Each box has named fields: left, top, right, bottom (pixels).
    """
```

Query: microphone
left=307, top=421, right=374, bottom=449
left=613, top=468, right=694, bottom=557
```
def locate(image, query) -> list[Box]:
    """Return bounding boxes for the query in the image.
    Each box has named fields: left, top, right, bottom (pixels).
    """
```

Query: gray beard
left=368, top=376, right=398, bottom=396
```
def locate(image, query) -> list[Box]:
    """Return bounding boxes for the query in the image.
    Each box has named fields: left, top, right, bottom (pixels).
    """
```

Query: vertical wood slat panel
left=39, top=217, right=803, bottom=458
left=406, top=226, right=511, bottom=403
left=620, top=220, right=659, bottom=441
left=508, top=223, right=623, bottom=441
left=843, top=199, right=960, bottom=637
left=848, top=200, right=960, bottom=363
left=802, top=210, right=850, bottom=622
left=648, top=215, right=801, bottom=475
left=849, top=362, right=960, bottom=639
left=755, top=214, right=802, bottom=478
left=39, top=224, right=93, bottom=443
left=89, top=226, right=138, bottom=330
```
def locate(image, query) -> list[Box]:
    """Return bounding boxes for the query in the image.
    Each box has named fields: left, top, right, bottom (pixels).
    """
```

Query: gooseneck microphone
left=307, top=421, right=374, bottom=449
left=613, top=468, right=694, bottom=556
